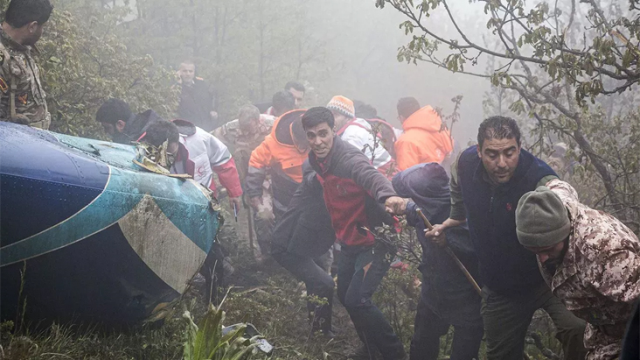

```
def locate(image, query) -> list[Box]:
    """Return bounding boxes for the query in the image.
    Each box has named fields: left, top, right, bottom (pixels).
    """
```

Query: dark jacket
left=178, top=78, right=216, bottom=131
left=393, top=163, right=480, bottom=326
left=308, top=136, right=396, bottom=248
left=115, top=109, right=164, bottom=144
left=271, top=162, right=335, bottom=258
left=457, top=146, right=556, bottom=296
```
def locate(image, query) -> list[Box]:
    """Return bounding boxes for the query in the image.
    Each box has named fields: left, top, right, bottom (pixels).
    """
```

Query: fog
left=301, top=0, right=490, bottom=144
left=104, top=0, right=493, bottom=144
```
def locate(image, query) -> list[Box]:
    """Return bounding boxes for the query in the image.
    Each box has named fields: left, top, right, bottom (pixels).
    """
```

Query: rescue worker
left=516, top=180, right=640, bottom=359
left=354, top=100, right=378, bottom=120
left=171, top=118, right=242, bottom=210
left=245, top=109, right=309, bottom=259
left=394, top=97, right=454, bottom=170
left=354, top=100, right=400, bottom=160
left=95, top=98, right=164, bottom=144
left=392, top=163, right=483, bottom=360
left=271, top=163, right=336, bottom=337
left=141, top=120, right=242, bottom=303
left=177, top=60, right=218, bottom=131
left=326, top=95, right=395, bottom=177
left=302, top=106, right=408, bottom=360
left=285, top=81, right=305, bottom=109
left=0, top=0, right=53, bottom=129
left=261, top=81, right=305, bottom=115
left=139, top=121, right=190, bottom=174
left=270, top=90, right=296, bottom=118
left=426, top=116, right=587, bottom=360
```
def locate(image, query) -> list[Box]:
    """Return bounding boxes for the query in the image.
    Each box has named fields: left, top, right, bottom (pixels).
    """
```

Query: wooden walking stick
left=416, top=208, right=482, bottom=296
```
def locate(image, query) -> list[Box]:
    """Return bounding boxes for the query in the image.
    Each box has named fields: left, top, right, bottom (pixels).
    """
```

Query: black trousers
left=481, top=283, right=587, bottom=360
left=621, top=300, right=639, bottom=360
left=273, top=249, right=335, bottom=332
left=337, top=245, right=406, bottom=360
left=410, top=294, right=483, bottom=360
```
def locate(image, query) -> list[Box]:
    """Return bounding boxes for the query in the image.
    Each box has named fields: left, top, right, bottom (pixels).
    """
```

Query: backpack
left=337, top=118, right=398, bottom=159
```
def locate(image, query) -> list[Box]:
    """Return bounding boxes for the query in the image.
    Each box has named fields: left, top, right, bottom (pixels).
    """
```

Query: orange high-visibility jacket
left=245, top=109, right=309, bottom=212
left=395, top=106, right=454, bottom=171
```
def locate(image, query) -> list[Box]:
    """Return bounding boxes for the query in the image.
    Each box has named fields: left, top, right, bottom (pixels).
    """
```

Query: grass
left=0, top=215, right=564, bottom=360
left=0, top=219, right=361, bottom=360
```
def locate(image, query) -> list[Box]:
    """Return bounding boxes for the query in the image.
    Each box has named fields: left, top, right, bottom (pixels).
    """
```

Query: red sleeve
left=212, top=158, right=243, bottom=198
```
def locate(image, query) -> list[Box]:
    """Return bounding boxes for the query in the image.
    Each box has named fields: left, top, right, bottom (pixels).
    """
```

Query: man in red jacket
left=302, top=107, right=408, bottom=360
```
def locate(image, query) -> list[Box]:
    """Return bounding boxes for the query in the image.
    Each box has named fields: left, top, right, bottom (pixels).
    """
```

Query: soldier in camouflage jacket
left=0, top=0, right=53, bottom=129
left=516, top=179, right=640, bottom=360
left=211, top=105, right=274, bottom=180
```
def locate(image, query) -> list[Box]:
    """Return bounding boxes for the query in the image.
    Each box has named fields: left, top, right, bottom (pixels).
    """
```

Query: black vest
left=458, top=146, right=556, bottom=296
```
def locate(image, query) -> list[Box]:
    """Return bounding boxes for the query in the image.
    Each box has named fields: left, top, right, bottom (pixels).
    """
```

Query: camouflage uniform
left=544, top=179, right=640, bottom=360
left=0, top=28, right=50, bottom=129
left=211, top=114, right=275, bottom=179
left=212, top=114, right=275, bottom=257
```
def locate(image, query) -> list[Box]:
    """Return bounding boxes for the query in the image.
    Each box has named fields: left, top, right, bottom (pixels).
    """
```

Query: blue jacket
left=393, top=163, right=481, bottom=326
left=457, top=146, right=556, bottom=296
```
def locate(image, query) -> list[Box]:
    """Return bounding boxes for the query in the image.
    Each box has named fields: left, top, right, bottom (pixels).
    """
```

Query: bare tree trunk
left=191, top=0, right=198, bottom=58
left=135, top=0, right=143, bottom=19
left=295, top=38, right=303, bottom=80
left=258, top=7, right=265, bottom=101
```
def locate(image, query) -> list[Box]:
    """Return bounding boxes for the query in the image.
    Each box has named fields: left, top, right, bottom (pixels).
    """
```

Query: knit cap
left=516, top=186, right=571, bottom=248
left=326, top=95, right=355, bottom=119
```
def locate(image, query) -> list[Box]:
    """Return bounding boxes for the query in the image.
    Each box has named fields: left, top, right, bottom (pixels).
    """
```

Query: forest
left=1, top=0, right=639, bottom=359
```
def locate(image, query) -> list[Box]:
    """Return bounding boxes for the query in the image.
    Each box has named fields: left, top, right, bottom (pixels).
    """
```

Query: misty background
left=94, top=0, right=490, bottom=144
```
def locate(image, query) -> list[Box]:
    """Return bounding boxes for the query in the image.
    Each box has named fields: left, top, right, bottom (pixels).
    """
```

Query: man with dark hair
left=97, top=98, right=241, bottom=208
left=396, top=97, right=421, bottom=122
left=95, top=98, right=164, bottom=144
left=302, top=106, right=408, bottom=360
left=0, top=0, right=53, bottom=129
left=177, top=60, right=218, bottom=132
left=426, top=116, right=587, bottom=359
left=284, top=81, right=305, bottom=108
left=142, top=120, right=180, bottom=149
left=270, top=91, right=296, bottom=117
left=394, top=97, right=453, bottom=171
left=354, top=100, right=378, bottom=119
left=260, top=83, right=304, bottom=115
